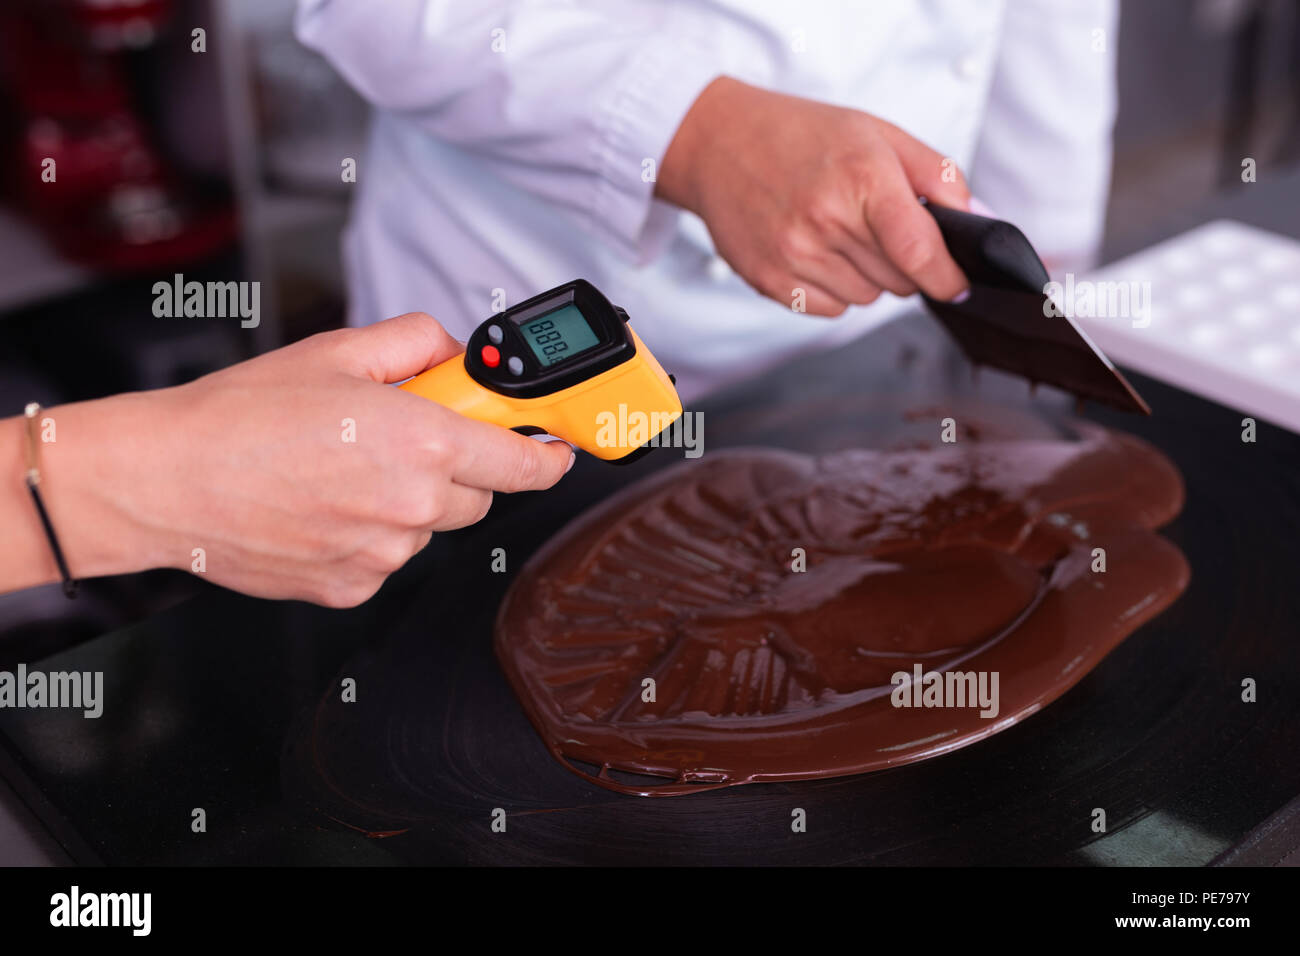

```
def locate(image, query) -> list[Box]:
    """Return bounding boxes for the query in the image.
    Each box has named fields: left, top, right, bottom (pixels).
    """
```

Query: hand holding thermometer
left=400, top=280, right=683, bottom=462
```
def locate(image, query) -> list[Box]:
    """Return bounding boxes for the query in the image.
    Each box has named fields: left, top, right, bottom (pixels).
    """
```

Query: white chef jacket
left=296, top=0, right=1118, bottom=402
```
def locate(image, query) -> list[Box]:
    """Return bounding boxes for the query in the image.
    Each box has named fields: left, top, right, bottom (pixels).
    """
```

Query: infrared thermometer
left=400, top=280, right=682, bottom=462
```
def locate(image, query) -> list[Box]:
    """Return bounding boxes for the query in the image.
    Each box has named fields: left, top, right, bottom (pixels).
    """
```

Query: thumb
left=344, top=312, right=465, bottom=384
left=878, top=122, right=972, bottom=211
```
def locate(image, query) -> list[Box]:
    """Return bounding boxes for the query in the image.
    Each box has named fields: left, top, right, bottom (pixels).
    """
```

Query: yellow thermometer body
left=400, top=280, right=681, bottom=461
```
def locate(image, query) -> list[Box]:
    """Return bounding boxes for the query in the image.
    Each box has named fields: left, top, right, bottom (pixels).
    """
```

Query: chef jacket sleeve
left=968, top=0, right=1120, bottom=273
left=295, top=0, right=724, bottom=264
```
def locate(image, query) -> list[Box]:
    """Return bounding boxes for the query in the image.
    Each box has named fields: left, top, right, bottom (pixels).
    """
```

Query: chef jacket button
left=507, top=356, right=524, bottom=376
left=707, top=256, right=731, bottom=282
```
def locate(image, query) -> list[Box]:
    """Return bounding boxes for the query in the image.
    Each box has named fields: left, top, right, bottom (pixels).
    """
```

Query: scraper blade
left=921, top=202, right=1150, bottom=414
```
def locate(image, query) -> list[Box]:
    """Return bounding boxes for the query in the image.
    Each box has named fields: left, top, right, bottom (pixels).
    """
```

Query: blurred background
left=0, top=0, right=1298, bottom=653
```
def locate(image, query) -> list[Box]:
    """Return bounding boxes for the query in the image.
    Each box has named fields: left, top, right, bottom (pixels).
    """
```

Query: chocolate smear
left=495, top=423, right=1189, bottom=796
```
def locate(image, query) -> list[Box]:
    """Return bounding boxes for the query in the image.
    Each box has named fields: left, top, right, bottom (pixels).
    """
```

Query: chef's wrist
left=656, top=75, right=741, bottom=216
left=1, top=411, right=62, bottom=591
left=3, top=394, right=175, bottom=591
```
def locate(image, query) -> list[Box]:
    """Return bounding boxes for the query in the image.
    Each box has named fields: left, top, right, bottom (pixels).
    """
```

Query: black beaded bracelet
left=23, top=403, right=77, bottom=598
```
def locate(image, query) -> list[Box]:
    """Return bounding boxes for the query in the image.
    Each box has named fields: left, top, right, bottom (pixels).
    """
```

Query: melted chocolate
left=495, top=423, right=1189, bottom=796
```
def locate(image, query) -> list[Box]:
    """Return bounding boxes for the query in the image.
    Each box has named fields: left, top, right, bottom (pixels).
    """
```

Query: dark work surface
left=1, top=310, right=1297, bottom=865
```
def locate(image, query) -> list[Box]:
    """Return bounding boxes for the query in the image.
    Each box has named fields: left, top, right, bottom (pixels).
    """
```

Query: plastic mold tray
left=1077, top=220, right=1300, bottom=433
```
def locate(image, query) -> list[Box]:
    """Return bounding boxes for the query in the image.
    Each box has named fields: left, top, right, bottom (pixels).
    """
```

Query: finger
left=800, top=290, right=850, bottom=317
left=863, top=153, right=969, bottom=302
left=343, top=311, right=465, bottom=384
left=793, top=252, right=882, bottom=307
left=833, top=236, right=918, bottom=298
left=785, top=278, right=849, bottom=317
left=746, top=266, right=848, bottom=317
left=877, top=121, right=972, bottom=210
left=439, top=413, right=575, bottom=492
left=429, top=483, right=494, bottom=531
left=409, top=528, right=434, bottom=555
left=530, top=432, right=578, bottom=452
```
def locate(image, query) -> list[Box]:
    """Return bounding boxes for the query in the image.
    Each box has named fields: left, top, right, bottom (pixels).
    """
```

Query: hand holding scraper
left=920, top=202, right=1149, bottom=414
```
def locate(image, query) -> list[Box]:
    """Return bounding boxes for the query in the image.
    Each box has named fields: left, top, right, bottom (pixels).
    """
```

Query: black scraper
left=921, top=202, right=1150, bottom=414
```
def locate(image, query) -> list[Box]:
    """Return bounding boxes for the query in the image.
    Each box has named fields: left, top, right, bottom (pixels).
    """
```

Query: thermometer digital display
left=517, top=305, right=601, bottom=367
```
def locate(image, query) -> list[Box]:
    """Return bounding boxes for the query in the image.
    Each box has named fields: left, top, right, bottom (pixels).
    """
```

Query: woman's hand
left=656, top=77, right=972, bottom=315
left=3, top=312, right=574, bottom=606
